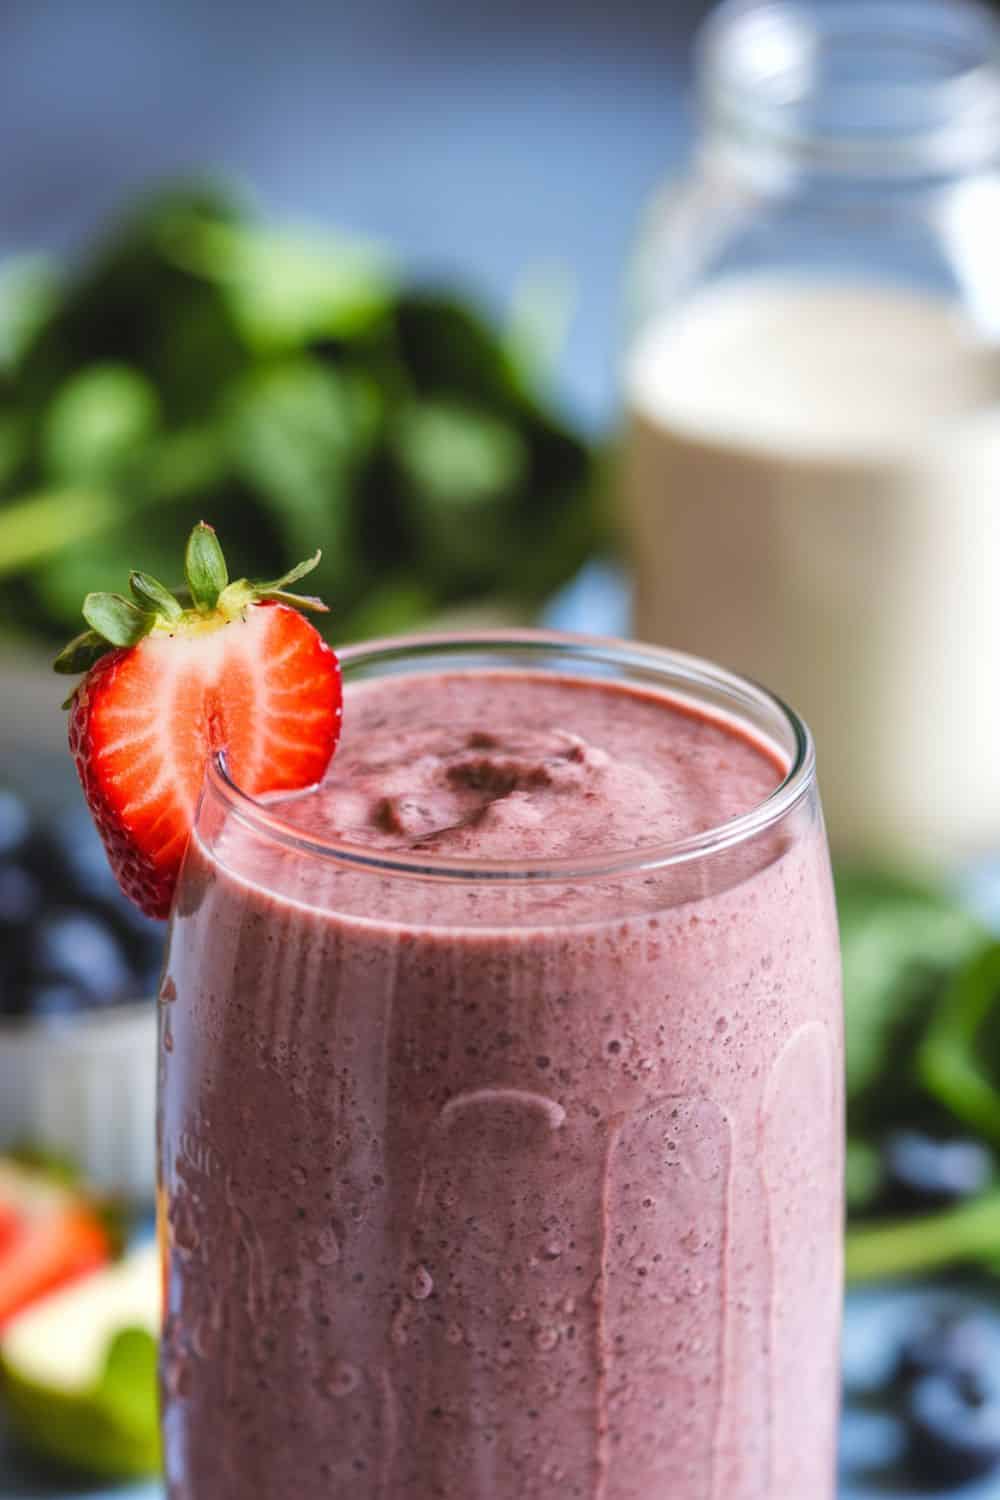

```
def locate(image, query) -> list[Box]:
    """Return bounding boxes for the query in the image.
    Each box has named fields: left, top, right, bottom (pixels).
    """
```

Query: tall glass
left=157, top=632, right=843, bottom=1500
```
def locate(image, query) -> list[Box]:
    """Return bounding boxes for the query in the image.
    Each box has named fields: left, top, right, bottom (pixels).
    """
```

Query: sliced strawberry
left=56, top=524, right=342, bottom=919
left=0, top=1162, right=111, bottom=1330
left=0, top=1205, right=110, bottom=1330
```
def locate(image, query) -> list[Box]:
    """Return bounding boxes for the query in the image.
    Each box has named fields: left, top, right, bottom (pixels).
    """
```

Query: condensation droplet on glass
left=159, top=976, right=177, bottom=1005
left=541, top=1238, right=563, bottom=1260
left=445, top=1322, right=464, bottom=1345
left=323, top=1360, right=361, bottom=1398
left=408, top=1264, right=433, bottom=1301
left=533, top=1325, right=560, bottom=1353
left=509, top=1305, right=528, bottom=1324
left=313, top=1226, right=341, bottom=1267
left=165, top=1355, right=192, bottom=1398
left=163, top=1026, right=174, bottom=1054
left=391, top=1306, right=410, bottom=1346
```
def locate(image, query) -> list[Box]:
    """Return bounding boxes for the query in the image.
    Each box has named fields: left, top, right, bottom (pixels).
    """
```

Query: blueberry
left=28, top=982, right=89, bottom=1022
left=882, top=1130, right=994, bottom=1210
left=0, top=864, right=42, bottom=928
left=907, top=1370, right=1000, bottom=1482
left=897, top=1310, right=1000, bottom=1388
left=30, top=908, right=132, bottom=1002
left=51, top=807, right=121, bottom=904
left=0, top=790, right=31, bottom=862
left=101, top=897, right=164, bottom=987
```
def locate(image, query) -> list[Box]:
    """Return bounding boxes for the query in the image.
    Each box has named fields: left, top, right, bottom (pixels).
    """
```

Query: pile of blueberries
left=865, top=1131, right=1000, bottom=1486
left=0, top=787, right=163, bottom=1021
left=893, top=1306, right=1000, bottom=1485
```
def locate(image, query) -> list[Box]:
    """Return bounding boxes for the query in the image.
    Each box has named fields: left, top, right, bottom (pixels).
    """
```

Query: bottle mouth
left=698, top=0, right=1000, bottom=176
left=204, top=629, right=816, bottom=885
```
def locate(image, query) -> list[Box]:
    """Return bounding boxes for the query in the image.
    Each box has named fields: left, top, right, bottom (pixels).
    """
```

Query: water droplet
left=171, top=1205, right=200, bottom=1255
left=541, top=1238, right=563, bottom=1260
left=438, top=1185, right=458, bottom=1209
left=192, top=1315, right=219, bottom=1361
left=163, top=1026, right=174, bottom=1054
left=391, top=1305, right=410, bottom=1346
left=313, top=1226, right=341, bottom=1267
left=408, top=1264, right=433, bottom=1301
left=715, top=1016, right=728, bottom=1033
left=562, top=1295, right=576, bottom=1316
left=165, top=1355, right=192, bottom=1398
left=607, top=1039, right=622, bottom=1055
left=159, top=976, right=177, bottom=1005
left=533, top=1325, right=560, bottom=1353
left=290, top=1164, right=307, bottom=1188
left=509, top=1305, right=528, bottom=1324
left=322, top=1360, right=360, bottom=1398
left=445, top=1322, right=464, bottom=1345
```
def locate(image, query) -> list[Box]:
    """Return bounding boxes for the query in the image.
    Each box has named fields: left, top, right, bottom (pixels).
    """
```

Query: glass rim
left=203, top=629, right=816, bottom=884
left=697, top=0, right=1000, bottom=175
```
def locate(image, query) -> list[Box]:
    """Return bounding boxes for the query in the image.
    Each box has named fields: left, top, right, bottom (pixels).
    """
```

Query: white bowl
left=0, top=1002, right=157, bottom=1202
left=0, top=650, right=159, bottom=1203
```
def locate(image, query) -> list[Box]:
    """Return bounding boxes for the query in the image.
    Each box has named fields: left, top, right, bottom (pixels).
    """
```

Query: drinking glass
left=158, top=631, right=843, bottom=1500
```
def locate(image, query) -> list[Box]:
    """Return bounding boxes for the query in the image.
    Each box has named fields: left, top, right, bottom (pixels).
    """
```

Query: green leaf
left=504, top=266, right=576, bottom=398
left=53, top=629, right=112, bottom=676
left=394, top=400, right=527, bottom=589
left=0, top=254, right=60, bottom=373
left=95, top=1327, right=158, bottom=1441
left=339, top=575, right=438, bottom=642
left=82, top=592, right=154, bottom=647
left=396, top=400, right=526, bottom=508
left=846, top=1191, right=1000, bottom=1282
left=921, top=943, right=1000, bottom=1146
left=836, top=866, right=986, bottom=1104
left=42, top=365, right=160, bottom=483
left=226, top=360, right=377, bottom=579
left=129, top=571, right=182, bottom=619
left=845, top=1138, right=883, bottom=1215
left=0, top=488, right=120, bottom=579
left=255, top=588, right=328, bottom=613
left=169, top=219, right=394, bottom=351
left=256, top=550, right=322, bottom=593
left=184, top=521, right=228, bottom=610
left=394, top=291, right=521, bottom=406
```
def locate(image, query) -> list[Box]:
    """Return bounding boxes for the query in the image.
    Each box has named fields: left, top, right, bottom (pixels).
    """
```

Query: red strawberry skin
left=68, top=603, right=342, bottom=919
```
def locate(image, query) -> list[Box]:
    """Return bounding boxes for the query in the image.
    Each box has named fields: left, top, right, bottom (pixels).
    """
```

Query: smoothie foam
left=159, top=666, right=842, bottom=1499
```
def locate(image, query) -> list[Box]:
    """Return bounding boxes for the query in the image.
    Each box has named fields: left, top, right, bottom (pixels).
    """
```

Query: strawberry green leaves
left=53, top=521, right=330, bottom=685
left=81, top=593, right=154, bottom=648
left=129, top=570, right=182, bottom=619
left=184, top=520, right=228, bottom=611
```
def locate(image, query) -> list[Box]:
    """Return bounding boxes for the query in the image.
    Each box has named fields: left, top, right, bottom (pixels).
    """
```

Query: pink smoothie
left=159, top=666, right=843, bottom=1499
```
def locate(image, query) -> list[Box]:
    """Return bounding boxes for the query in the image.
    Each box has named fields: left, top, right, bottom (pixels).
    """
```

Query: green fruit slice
left=0, top=1243, right=160, bottom=1478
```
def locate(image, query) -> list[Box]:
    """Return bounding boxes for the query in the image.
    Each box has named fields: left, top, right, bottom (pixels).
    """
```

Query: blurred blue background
left=0, top=0, right=709, bottom=430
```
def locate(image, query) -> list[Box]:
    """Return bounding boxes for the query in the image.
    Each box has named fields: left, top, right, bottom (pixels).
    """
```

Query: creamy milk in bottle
left=623, top=0, right=1000, bottom=865
left=624, top=280, right=1000, bottom=862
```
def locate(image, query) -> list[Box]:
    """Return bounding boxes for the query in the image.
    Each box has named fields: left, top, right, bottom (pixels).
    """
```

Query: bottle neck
left=698, top=0, right=1000, bottom=187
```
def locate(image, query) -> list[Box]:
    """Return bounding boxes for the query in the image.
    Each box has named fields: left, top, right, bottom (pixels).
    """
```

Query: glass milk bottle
left=622, top=0, right=1000, bottom=868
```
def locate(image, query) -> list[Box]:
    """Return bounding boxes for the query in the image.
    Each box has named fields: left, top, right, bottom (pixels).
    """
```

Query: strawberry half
left=55, top=523, right=342, bottom=918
